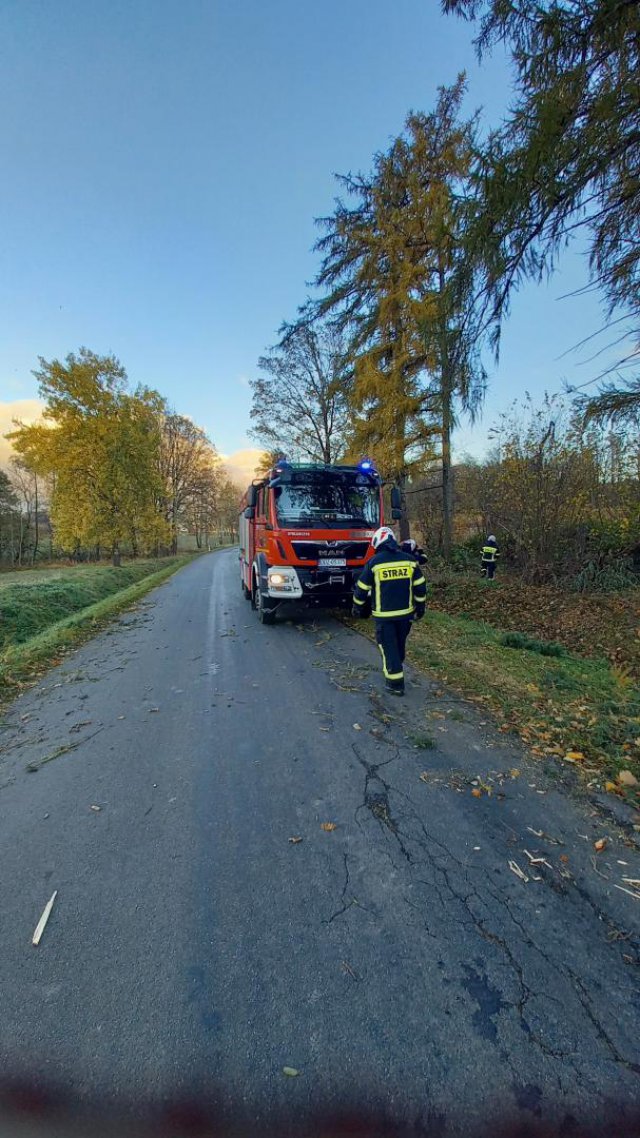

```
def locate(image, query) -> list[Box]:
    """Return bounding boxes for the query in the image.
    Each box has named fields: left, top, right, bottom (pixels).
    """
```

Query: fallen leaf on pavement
left=89, top=805, right=101, bottom=812
left=605, top=781, right=618, bottom=793
left=594, top=838, right=607, bottom=852
left=618, top=770, right=639, bottom=789
left=283, top=1067, right=299, bottom=1077
left=560, top=854, right=569, bottom=864
left=352, top=723, right=362, bottom=731
left=288, top=836, right=303, bottom=844
left=419, top=772, right=430, bottom=783
left=320, top=822, right=337, bottom=832
left=564, top=751, right=585, bottom=762
left=471, top=788, right=482, bottom=798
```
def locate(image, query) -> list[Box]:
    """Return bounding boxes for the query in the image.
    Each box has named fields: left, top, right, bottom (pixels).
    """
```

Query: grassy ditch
left=0, top=557, right=193, bottom=701
left=427, top=573, right=640, bottom=680
left=349, top=607, right=640, bottom=797
left=409, top=610, right=640, bottom=790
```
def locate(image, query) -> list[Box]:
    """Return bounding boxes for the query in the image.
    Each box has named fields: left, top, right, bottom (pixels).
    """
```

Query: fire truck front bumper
left=295, top=566, right=361, bottom=606
left=265, top=565, right=364, bottom=606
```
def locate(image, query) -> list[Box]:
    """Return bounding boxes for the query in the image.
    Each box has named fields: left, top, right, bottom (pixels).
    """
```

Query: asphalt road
left=0, top=549, right=639, bottom=1137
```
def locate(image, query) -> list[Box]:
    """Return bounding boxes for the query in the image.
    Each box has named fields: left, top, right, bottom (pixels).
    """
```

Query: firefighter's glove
left=414, top=604, right=426, bottom=621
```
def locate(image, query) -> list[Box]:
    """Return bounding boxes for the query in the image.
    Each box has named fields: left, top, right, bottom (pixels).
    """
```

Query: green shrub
left=449, top=543, right=480, bottom=571
left=571, top=558, right=638, bottom=594
left=410, top=732, right=436, bottom=749
left=501, top=631, right=568, bottom=658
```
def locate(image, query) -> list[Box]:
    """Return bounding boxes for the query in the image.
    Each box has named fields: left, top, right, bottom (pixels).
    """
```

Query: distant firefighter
left=401, top=538, right=427, bottom=567
left=480, top=535, right=499, bottom=580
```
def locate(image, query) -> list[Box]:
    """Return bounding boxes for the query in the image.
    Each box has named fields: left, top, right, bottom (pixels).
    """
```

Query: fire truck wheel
left=257, top=592, right=276, bottom=624
left=253, top=574, right=276, bottom=624
left=258, top=602, right=276, bottom=625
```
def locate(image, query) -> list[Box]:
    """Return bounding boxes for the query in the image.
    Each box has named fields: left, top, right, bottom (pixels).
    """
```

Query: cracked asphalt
left=0, top=549, right=639, bottom=1136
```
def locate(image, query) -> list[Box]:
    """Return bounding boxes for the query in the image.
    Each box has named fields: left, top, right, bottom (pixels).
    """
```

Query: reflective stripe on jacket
left=481, top=543, right=499, bottom=563
left=353, top=544, right=427, bottom=619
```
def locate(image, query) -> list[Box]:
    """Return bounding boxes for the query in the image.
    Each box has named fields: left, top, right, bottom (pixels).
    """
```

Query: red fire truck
left=239, top=458, right=400, bottom=624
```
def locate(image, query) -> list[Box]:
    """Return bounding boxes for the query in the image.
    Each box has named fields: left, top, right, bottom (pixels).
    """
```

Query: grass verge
left=427, top=573, right=640, bottom=679
left=349, top=609, right=640, bottom=797
left=0, top=556, right=193, bottom=705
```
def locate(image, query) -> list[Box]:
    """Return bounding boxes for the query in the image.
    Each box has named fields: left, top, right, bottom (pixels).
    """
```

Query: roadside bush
left=450, top=540, right=481, bottom=571
left=571, top=558, right=638, bottom=594
left=501, top=631, right=568, bottom=658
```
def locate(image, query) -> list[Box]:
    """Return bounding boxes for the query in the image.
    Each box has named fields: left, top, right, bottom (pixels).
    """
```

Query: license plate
left=318, top=558, right=347, bottom=568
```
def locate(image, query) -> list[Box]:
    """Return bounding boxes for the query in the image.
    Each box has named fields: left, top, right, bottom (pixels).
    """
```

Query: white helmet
left=372, top=526, right=396, bottom=550
left=404, top=539, right=417, bottom=552
left=488, top=534, right=496, bottom=543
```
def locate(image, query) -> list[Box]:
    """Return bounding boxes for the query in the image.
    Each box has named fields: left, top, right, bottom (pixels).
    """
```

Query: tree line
left=249, top=0, right=639, bottom=577
left=1, top=348, right=239, bottom=567
left=411, top=395, right=640, bottom=586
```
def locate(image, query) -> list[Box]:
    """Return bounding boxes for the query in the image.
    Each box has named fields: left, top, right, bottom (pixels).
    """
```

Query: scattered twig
left=526, top=827, right=563, bottom=845
left=612, top=884, right=640, bottom=901
left=26, top=727, right=104, bottom=773
left=509, top=860, right=529, bottom=883
left=590, top=856, right=610, bottom=880
left=32, top=891, right=57, bottom=946
left=341, top=960, right=359, bottom=980
left=523, top=849, right=553, bottom=869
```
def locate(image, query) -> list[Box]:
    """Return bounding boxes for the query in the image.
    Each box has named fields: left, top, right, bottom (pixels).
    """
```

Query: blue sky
left=0, top=0, right=607, bottom=471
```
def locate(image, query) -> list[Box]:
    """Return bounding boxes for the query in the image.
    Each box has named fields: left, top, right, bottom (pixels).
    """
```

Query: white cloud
left=0, top=400, right=45, bottom=467
left=220, top=447, right=264, bottom=488
left=0, top=402, right=264, bottom=492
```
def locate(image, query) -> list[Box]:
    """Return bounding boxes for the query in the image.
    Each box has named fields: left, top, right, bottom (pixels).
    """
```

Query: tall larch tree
left=317, top=78, right=486, bottom=553
left=444, top=0, right=640, bottom=417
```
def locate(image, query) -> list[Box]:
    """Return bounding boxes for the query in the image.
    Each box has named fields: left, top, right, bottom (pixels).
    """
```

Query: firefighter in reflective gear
left=481, top=535, right=499, bottom=580
left=401, top=538, right=427, bottom=567
left=352, top=527, right=427, bottom=696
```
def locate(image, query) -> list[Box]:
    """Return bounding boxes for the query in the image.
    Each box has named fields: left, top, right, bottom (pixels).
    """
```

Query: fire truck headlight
left=267, top=566, right=303, bottom=598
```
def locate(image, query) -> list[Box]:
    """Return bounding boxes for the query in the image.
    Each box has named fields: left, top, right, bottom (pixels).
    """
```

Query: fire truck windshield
left=273, top=472, right=380, bottom=529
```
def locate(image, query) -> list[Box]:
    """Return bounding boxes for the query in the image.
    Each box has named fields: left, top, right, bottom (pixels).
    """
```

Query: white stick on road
left=32, top=890, right=58, bottom=946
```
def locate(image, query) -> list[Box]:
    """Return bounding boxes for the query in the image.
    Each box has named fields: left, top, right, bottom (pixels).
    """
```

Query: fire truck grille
left=291, top=541, right=370, bottom=562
